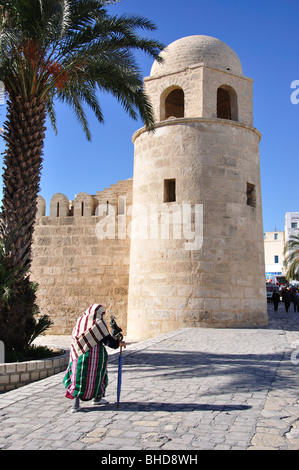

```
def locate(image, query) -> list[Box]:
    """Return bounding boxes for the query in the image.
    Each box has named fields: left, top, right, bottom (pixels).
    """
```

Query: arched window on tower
left=160, top=86, right=184, bottom=121
left=217, top=85, right=238, bottom=121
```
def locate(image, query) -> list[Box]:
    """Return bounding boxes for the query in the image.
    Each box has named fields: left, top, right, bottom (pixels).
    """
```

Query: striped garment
left=69, top=304, right=110, bottom=363
left=63, top=304, right=110, bottom=400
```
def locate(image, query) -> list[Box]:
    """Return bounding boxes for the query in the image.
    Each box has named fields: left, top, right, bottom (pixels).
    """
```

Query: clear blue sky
left=0, top=0, right=298, bottom=232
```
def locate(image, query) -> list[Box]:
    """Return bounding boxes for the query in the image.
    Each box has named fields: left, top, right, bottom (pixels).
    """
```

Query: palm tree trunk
left=1, top=94, right=46, bottom=270
left=0, top=94, right=46, bottom=352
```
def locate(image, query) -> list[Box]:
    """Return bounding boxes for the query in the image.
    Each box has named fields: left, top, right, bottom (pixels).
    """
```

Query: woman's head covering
left=70, top=304, right=110, bottom=361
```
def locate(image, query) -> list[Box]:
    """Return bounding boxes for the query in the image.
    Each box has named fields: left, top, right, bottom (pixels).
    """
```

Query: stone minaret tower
left=127, top=35, right=267, bottom=340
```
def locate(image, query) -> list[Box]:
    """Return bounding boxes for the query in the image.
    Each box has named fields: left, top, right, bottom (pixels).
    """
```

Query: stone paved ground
left=0, top=302, right=299, bottom=451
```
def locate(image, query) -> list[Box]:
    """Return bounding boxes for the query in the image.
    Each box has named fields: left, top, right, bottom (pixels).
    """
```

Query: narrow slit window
left=81, top=201, right=84, bottom=216
left=246, top=183, right=256, bottom=207
left=56, top=202, right=60, bottom=217
left=117, top=196, right=126, bottom=215
left=164, top=179, right=176, bottom=202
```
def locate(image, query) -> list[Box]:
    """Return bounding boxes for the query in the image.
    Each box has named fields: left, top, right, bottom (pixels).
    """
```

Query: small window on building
left=164, top=179, right=176, bottom=203
left=56, top=202, right=59, bottom=217
left=291, top=222, right=298, bottom=229
left=246, top=183, right=256, bottom=208
left=274, top=233, right=278, bottom=240
left=274, top=255, right=279, bottom=264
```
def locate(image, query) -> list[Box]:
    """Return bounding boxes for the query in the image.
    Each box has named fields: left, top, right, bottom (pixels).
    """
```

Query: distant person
left=272, top=290, right=280, bottom=312
left=281, top=288, right=291, bottom=313
left=292, top=289, right=299, bottom=313
left=63, top=304, right=125, bottom=412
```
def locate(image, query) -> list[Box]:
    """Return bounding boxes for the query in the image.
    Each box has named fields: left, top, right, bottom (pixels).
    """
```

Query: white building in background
left=264, top=231, right=285, bottom=281
left=264, top=212, right=299, bottom=282
left=285, top=212, right=299, bottom=241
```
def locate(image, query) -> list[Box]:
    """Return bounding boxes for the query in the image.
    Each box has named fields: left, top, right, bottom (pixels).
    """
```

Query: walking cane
left=110, top=315, right=125, bottom=408
left=117, top=343, right=125, bottom=408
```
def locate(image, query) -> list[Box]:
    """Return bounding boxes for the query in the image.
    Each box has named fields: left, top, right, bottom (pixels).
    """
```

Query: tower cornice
left=132, top=117, right=262, bottom=144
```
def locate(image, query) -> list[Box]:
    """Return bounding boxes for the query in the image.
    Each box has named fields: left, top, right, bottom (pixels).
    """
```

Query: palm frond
left=0, top=0, right=164, bottom=133
left=58, top=85, right=92, bottom=140
left=27, top=314, right=54, bottom=346
left=45, top=94, right=58, bottom=134
left=284, top=233, right=299, bottom=281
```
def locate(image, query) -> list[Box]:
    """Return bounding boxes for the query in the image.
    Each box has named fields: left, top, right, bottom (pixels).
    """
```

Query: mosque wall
left=31, top=179, right=133, bottom=335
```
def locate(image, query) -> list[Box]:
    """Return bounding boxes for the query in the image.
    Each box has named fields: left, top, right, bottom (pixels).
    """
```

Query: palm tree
left=284, top=233, right=299, bottom=281
left=0, top=0, right=163, bottom=353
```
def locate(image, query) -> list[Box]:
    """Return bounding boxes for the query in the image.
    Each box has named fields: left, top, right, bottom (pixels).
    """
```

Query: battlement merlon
left=36, top=178, right=133, bottom=218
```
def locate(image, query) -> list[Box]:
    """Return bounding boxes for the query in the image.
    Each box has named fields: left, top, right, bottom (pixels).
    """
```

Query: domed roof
left=150, top=35, right=243, bottom=77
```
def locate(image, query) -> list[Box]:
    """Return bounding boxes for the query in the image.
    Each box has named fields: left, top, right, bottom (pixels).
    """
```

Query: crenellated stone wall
left=31, top=179, right=133, bottom=334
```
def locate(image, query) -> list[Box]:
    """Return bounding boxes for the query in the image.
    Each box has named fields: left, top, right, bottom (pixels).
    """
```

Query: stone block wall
left=0, top=352, right=69, bottom=392
left=31, top=179, right=132, bottom=335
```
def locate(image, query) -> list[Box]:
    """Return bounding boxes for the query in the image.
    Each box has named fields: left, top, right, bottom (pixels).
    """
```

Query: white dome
left=150, top=35, right=243, bottom=77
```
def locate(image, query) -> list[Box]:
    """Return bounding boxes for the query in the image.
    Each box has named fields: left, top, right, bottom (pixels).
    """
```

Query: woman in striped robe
left=63, top=304, right=125, bottom=412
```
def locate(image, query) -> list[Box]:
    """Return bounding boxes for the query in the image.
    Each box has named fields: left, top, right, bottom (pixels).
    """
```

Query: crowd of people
left=272, top=286, right=299, bottom=312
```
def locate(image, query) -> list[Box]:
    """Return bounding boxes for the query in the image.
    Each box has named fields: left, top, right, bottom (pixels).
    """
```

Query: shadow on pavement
left=79, top=402, right=251, bottom=413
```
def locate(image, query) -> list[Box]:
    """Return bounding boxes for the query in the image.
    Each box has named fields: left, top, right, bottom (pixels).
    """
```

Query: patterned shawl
left=70, top=304, right=110, bottom=362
